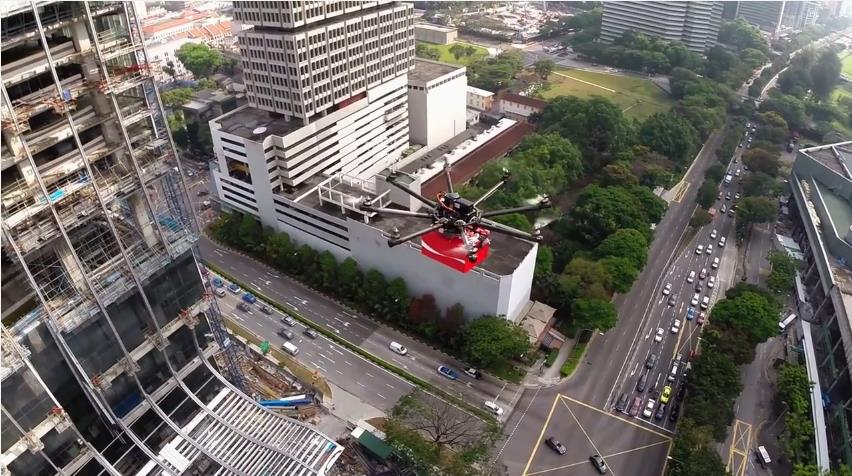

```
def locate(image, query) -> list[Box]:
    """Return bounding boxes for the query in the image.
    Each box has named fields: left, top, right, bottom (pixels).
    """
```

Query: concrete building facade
left=466, top=85, right=494, bottom=112
left=407, top=59, right=467, bottom=149
left=0, top=1, right=341, bottom=475
left=788, top=142, right=852, bottom=468
left=414, top=23, right=458, bottom=45
left=599, top=1, right=724, bottom=53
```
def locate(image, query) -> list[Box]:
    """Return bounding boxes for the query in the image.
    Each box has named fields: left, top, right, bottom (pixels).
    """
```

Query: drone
left=359, top=163, right=551, bottom=273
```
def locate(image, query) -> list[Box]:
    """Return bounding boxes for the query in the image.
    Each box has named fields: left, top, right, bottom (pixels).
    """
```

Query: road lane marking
left=385, top=383, right=395, bottom=389
left=365, top=372, right=375, bottom=378
left=335, top=370, right=343, bottom=375
left=376, top=393, right=386, bottom=399
left=344, top=360, right=352, bottom=366
left=520, top=392, right=559, bottom=476
left=525, top=440, right=670, bottom=476
left=562, top=395, right=673, bottom=439
left=357, top=382, right=366, bottom=387
left=561, top=398, right=617, bottom=476
left=319, top=354, right=335, bottom=364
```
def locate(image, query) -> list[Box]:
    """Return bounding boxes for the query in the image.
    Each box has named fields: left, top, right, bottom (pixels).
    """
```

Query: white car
left=712, top=257, right=720, bottom=269
left=655, top=327, right=664, bottom=342
left=687, top=271, right=696, bottom=283
left=643, top=399, right=656, bottom=418
left=671, top=319, right=681, bottom=334
left=705, top=244, right=712, bottom=255
left=662, top=283, right=672, bottom=296
left=710, top=229, right=717, bottom=240
left=708, top=275, right=716, bottom=288
left=700, top=296, right=710, bottom=310
left=695, top=244, right=704, bottom=255
left=690, top=293, right=700, bottom=306
left=699, top=268, right=708, bottom=280
left=484, top=401, right=504, bottom=416
left=719, top=237, right=726, bottom=247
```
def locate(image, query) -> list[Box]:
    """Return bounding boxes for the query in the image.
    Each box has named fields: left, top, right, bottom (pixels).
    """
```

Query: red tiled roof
left=143, top=11, right=211, bottom=36
left=188, top=21, right=232, bottom=40
left=496, top=91, right=548, bottom=110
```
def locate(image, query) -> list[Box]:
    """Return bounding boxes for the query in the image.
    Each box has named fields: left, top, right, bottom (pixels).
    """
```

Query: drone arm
left=386, top=173, right=437, bottom=208
left=388, top=221, right=446, bottom=247
left=478, top=218, right=542, bottom=243
left=443, top=161, right=454, bottom=194
left=479, top=198, right=551, bottom=218
left=472, top=169, right=511, bottom=208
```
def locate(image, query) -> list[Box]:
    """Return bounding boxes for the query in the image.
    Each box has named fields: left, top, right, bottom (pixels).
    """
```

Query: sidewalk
left=526, top=336, right=578, bottom=387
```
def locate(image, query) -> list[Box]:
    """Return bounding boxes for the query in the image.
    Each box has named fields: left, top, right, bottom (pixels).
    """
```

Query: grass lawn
left=841, top=51, right=852, bottom=78
left=417, top=40, right=489, bottom=66
left=830, top=83, right=852, bottom=138
left=540, top=67, right=675, bottom=120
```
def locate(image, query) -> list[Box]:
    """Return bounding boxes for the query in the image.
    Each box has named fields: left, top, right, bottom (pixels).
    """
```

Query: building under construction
left=0, top=2, right=343, bottom=475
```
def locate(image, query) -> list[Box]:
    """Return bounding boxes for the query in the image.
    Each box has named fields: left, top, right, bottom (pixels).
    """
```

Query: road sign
left=260, top=340, right=270, bottom=354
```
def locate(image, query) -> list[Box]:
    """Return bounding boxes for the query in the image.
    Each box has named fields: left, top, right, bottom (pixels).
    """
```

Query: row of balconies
left=2, top=41, right=80, bottom=89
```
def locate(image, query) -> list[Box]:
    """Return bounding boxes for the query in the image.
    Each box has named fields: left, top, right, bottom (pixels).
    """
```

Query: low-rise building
left=407, top=59, right=467, bottom=149
left=414, top=23, right=458, bottom=44
left=467, top=85, right=494, bottom=111
left=181, top=89, right=238, bottom=124
left=495, top=91, right=548, bottom=123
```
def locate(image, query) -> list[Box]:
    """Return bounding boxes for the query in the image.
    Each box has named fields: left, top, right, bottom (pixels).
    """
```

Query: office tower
left=599, top=1, right=724, bottom=53
left=735, top=1, right=786, bottom=34
left=783, top=1, right=820, bottom=29
left=0, top=2, right=342, bottom=475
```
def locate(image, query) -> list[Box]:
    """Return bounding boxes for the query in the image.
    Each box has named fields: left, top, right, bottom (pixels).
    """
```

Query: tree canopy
left=175, top=43, right=223, bottom=78
left=710, top=286, right=779, bottom=346
left=593, top=228, right=649, bottom=269
left=742, top=148, right=781, bottom=176
left=639, top=112, right=700, bottom=163
left=563, top=184, right=665, bottom=246
left=467, top=50, right=523, bottom=91
left=462, top=316, right=530, bottom=367
left=571, top=298, right=618, bottom=331
left=537, top=96, right=635, bottom=164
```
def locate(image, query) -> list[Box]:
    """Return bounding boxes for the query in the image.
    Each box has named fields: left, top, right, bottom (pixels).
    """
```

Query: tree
left=600, top=163, right=638, bottom=186
left=238, top=214, right=264, bottom=252
left=538, top=96, right=635, bottom=163
left=163, top=60, right=176, bottom=79
left=416, top=43, right=441, bottom=60
left=167, top=112, right=188, bottom=148
left=690, top=208, right=712, bottom=228
left=742, top=171, right=780, bottom=197
left=449, top=43, right=466, bottom=60
left=408, top=294, right=441, bottom=326
left=565, top=185, right=657, bottom=245
left=360, top=269, right=388, bottom=314
left=593, top=228, right=648, bottom=269
left=639, top=112, right=700, bottom=163
left=264, top=232, right=293, bottom=268
left=161, top=87, right=194, bottom=107
left=705, top=164, right=726, bottom=182
left=718, top=18, right=768, bottom=53
left=559, top=257, right=611, bottom=301
left=336, top=257, right=363, bottom=301
left=317, top=251, right=338, bottom=291
left=533, top=58, right=555, bottom=79
left=758, top=111, right=790, bottom=130
left=738, top=196, right=777, bottom=232
left=467, top=50, right=523, bottom=91
left=742, top=148, right=781, bottom=176
left=513, top=132, right=584, bottom=182
left=195, top=78, right=218, bottom=90
left=599, top=256, right=639, bottom=293
left=810, top=48, right=842, bottom=98
left=175, top=43, right=223, bottom=79
left=767, top=250, right=798, bottom=294
left=462, top=315, right=530, bottom=367
left=382, top=277, right=410, bottom=322
left=696, top=180, right=718, bottom=209
left=571, top=298, right=618, bottom=331
left=711, top=289, right=779, bottom=345
left=762, top=94, right=807, bottom=129
left=670, top=419, right=729, bottom=476
left=492, top=213, right=531, bottom=231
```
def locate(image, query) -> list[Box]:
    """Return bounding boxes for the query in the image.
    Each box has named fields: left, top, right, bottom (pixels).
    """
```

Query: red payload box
left=420, top=227, right=490, bottom=273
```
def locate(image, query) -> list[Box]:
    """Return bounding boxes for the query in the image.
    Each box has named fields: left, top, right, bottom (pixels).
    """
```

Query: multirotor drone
left=359, top=164, right=551, bottom=273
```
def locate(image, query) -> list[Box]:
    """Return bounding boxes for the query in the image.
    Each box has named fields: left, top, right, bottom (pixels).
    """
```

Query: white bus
left=779, top=313, right=798, bottom=331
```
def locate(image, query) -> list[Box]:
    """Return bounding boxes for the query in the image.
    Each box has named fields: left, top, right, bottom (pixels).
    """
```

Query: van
left=214, top=288, right=226, bottom=298
left=755, top=446, right=771, bottom=467
left=389, top=341, right=408, bottom=355
left=282, top=342, right=299, bottom=356
left=735, top=168, right=741, bottom=177
left=779, top=313, right=798, bottom=331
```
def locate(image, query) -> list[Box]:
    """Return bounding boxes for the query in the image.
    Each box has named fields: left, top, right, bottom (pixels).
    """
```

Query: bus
left=779, top=313, right=798, bottom=331
left=259, top=394, right=314, bottom=408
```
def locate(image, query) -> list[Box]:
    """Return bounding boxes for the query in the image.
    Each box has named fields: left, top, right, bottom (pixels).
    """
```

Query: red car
left=697, top=311, right=706, bottom=325
left=628, top=396, right=643, bottom=417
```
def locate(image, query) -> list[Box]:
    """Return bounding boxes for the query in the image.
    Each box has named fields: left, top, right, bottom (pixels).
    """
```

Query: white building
left=407, top=59, right=467, bottom=149
left=209, top=1, right=537, bottom=321
left=467, top=85, right=494, bottom=112
left=414, top=23, right=458, bottom=44
left=496, top=91, right=548, bottom=123
left=600, top=1, right=724, bottom=53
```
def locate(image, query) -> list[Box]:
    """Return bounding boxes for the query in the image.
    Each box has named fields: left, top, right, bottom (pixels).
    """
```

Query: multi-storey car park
left=0, top=2, right=342, bottom=475
left=211, top=1, right=538, bottom=322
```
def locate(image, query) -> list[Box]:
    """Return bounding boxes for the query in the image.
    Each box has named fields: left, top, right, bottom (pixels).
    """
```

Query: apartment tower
left=600, top=1, right=724, bottom=53
left=0, top=2, right=341, bottom=475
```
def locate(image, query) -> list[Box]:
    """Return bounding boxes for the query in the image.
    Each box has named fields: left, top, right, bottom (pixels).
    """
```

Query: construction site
left=0, top=2, right=342, bottom=475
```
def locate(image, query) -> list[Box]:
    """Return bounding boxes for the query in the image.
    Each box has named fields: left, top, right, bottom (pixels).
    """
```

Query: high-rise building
left=783, top=1, right=820, bottom=29
left=599, top=1, right=724, bottom=53
left=733, top=1, right=820, bottom=35
left=210, top=1, right=537, bottom=322
left=0, top=2, right=342, bottom=475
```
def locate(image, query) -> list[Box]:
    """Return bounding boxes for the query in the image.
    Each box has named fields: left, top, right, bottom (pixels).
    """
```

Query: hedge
left=204, top=261, right=496, bottom=422
left=560, top=341, right=588, bottom=378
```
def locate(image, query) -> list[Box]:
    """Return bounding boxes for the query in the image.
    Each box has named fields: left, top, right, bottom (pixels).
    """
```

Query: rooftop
left=496, top=91, right=549, bottom=110
left=409, top=59, right=464, bottom=84
left=414, top=23, right=458, bottom=33
left=467, top=85, right=494, bottom=97
left=214, top=106, right=302, bottom=140
left=142, top=10, right=211, bottom=36
left=800, top=142, right=852, bottom=180
left=188, top=21, right=232, bottom=40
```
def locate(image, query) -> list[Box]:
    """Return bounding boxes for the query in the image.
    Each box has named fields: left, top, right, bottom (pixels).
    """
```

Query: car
left=236, top=302, right=250, bottom=312
left=707, top=275, right=716, bottom=288
left=642, top=399, right=656, bottom=418
left=280, top=315, right=297, bottom=327
left=697, top=311, right=707, bottom=325
left=735, top=193, right=741, bottom=200
left=260, top=304, right=272, bottom=315
left=699, top=268, right=708, bottom=280
left=721, top=204, right=728, bottom=213
left=671, top=319, right=681, bottom=334
left=717, top=190, right=723, bottom=199
left=700, top=296, right=710, bottom=310
left=667, top=295, right=677, bottom=306
left=695, top=244, right=704, bottom=255
left=390, top=342, right=408, bottom=355
left=728, top=208, right=736, bottom=217
left=710, top=229, right=717, bottom=239
left=545, top=437, right=567, bottom=455
left=242, top=293, right=257, bottom=304
left=705, top=243, right=712, bottom=254
left=211, top=277, right=224, bottom=287
left=629, top=396, right=643, bottom=416
left=694, top=282, right=703, bottom=293
left=662, top=283, right=672, bottom=296
left=690, top=293, right=700, bottom=306
left=484, top=401, right=503, bottom=416
left=654, top=327, right=664, bottom=342
left=589, top=454, right=608, bottom=474
left=660, top=385, right=672, bottom=404
left=687, top=271, right=696, bottom=283
left=655, top=403, right=667, bottom=421
left=668, top=362, right=679, bottom=382
left=686, top=307, right=696, bottom=321
left=719, top=237, right=727, bottom=247
left=739, top=142, right=744, bottom=147
left=465, top=368, right=483, bottom=379
left=725, top=192, right=732, bottom=200
left=277, top=329, right=295, bottom=340
left=228, top=283, right=241, bottom=294
left=303, top=328, right=318, bottom=339
left=437, top=365, right=460, bottom=380
left=712, top=257, right=720, bottom=269
left=197, top=189, right=210, bottom=197
left=645, top=353, right=658, bottom=369
left=669, top=402, right=681, bottom=422
left=636, top=372, right=649, bottom=392
left=615, top=393, right=629, bottom=413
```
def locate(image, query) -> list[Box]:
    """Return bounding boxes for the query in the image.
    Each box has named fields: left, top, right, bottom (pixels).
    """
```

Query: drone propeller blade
left=360, top=203, right=433, bottom=219
left=478, top=218, right=543, bottom=243
left=387, top=221, right=447, bottom=247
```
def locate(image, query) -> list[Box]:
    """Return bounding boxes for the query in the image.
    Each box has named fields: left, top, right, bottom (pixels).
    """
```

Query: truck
left=724, top=174, right=732, bottom=186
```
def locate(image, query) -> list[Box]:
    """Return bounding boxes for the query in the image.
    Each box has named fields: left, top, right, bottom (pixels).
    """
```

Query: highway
left=199, top=237, right=524, bottom=421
